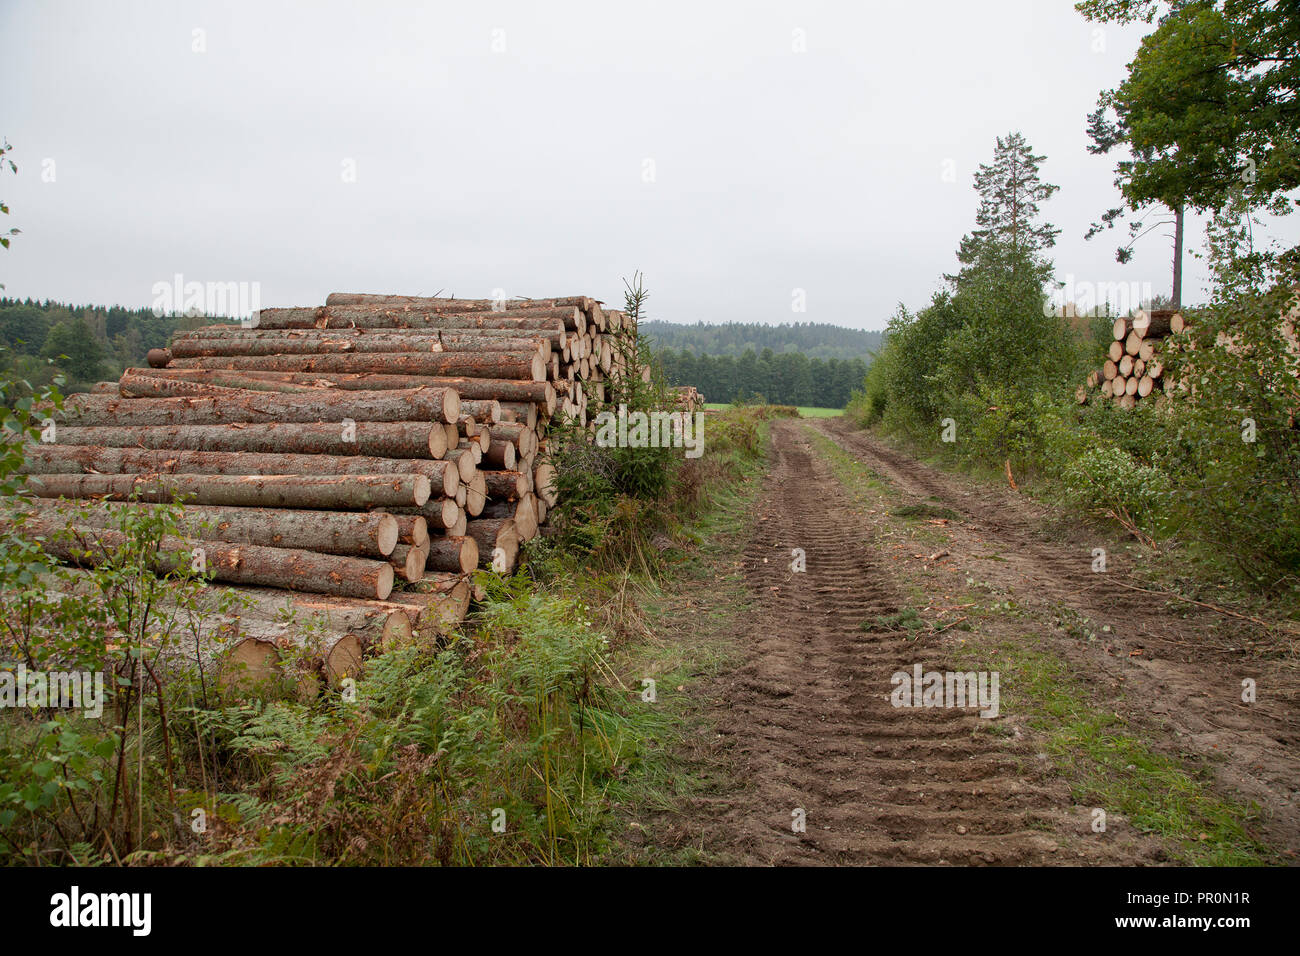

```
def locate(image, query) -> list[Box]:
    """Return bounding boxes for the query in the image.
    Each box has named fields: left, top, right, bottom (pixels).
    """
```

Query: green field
left=704, top=403, right=843, bottom=418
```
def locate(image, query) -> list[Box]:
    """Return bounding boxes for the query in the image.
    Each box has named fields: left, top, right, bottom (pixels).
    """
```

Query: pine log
left=1108, top=341, right=1124, bottom=362
left=532, top=463, right=557, bottom=507
left=17, top=498, right=401, bottom=557
left=1103, top=360, right=1118, bottom=380
left=1125, top=331, right=1143, bottom=356
left=21, top=446, right=460, bottom=497
left=63, top=386, right=460, bottom=426
left=1133, top=309, right=1176, bottom=338
left=1137, top=375, right=1155, bottom=398
left=464, top=518, right=520, bottom=573
left=460, top=399, right=501, bottom=424
left=489, top=422, right=539, bottom=459
left=480, top=470, right=528, bottom=500
left=256, top=304, right=571, bottom=332
left=485, top=439, right=517, bottom=470
left=49, top=421, right=447, bottom=459
left=480, top=494, right=538, bottom=542
left=383, top=514, right=430, bottom=548
left=465, top=472, right=487, bottom=517
left=389, top=543, right=429, bottom=583
left=23, top=472, right=431, bottom=510
left=1119, top=354, right=1134, bottom=377
left=167, top=350, right=547, bottom=382
left=424, top=534, right=478, bottom=574
left=10, top=517, right=395, bottom=599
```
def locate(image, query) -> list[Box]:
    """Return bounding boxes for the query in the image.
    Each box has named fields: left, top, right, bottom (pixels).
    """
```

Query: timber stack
left=8, top=292, right=637, bottom=688
left=1076, top=308, right=1186, bottom=409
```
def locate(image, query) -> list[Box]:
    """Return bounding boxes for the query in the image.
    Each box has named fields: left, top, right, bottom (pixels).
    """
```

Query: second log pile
left=11, top=292, right=637, bottom=685
left=1077, top=308, right=1186, bottom=409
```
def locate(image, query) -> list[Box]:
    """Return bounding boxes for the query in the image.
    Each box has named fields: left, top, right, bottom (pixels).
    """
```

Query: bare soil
left=648, top=418, right=1300, bottom=865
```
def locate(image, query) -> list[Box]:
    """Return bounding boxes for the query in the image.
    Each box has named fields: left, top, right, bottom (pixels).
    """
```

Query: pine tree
left=955, top=131, right=1060, bottom=271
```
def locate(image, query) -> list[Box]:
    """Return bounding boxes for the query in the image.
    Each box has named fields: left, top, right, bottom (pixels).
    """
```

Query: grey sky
left=2, top=0, right=1295, bottom=329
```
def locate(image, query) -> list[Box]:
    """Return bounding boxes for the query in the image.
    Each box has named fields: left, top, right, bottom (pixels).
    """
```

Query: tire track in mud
left=812, top=417, right=1300, bottom=855
left=705, top=420, right=1131, bottom=865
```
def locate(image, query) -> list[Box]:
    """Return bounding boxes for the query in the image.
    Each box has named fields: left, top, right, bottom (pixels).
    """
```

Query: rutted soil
left=683, top=420, right=1165, bottom=865
left=813, top=417, right=1300, bottom=857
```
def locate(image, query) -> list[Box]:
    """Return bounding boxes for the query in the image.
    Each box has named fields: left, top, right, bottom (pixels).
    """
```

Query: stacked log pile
left=1076, top=308, right=1186, bottom=409
left=8, top=292, right=635, bottom=689
left=671, top=385, right=705, bottom=411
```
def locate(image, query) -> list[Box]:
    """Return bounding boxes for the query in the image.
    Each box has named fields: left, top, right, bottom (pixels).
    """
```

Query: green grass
left=958, top=633, right=1278, bottom=866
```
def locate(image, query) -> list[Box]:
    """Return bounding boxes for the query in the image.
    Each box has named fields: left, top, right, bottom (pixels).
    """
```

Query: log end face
left=376, top=513, right=400, bottom=556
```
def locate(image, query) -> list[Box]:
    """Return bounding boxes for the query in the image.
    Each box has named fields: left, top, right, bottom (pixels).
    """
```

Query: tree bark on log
left=21, top=445, right=460, bottom=498
left=64, top=386, right=460, bottom=426
left=7, top=516, right=395, bottom=599
left=50, top=421, right=447, bottom=459
left=115, top=371, right=556, bottom=415
left=464, top=518, right=519, bottom=573
left=166, top=349, right=548, bottom=383
left=255, top=305, right=570, bottom=332
left=464, top=472, right=487, bottom=517
left=459, top=399, right=500, bottom=424
left=424, top=534, right=478, bottom=574
left=532, top=463, right=557, bottom=507
left=17, top=498, right=402, bottom=557
left=481, top=470, right=528, bottom=500
left=24, top=472, right=432, bottom=510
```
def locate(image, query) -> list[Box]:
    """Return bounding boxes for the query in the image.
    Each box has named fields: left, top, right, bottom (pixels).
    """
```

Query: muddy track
left=813, top=417, right=1300, bottom=854
left=701, top=420, right=1146, bottom=865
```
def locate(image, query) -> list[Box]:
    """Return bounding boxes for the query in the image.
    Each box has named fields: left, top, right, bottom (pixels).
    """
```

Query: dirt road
left=667, top=418, right=1299, bottom=865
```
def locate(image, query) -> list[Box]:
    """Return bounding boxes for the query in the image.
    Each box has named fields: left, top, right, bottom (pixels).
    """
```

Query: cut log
left=1133, top=308, right=1177, bottom=338
left=424, top=535, right=478, bottom=574
left=532, top=463, right=557, bottom=507
left=1103, top=360, right=1118, bottom=381
left=123, top=371, right=556, bottom=416
left=17, top=499, right=401, bottom=557
left=21, top=445, right=460, bottom=497
left=1137, top=375, right=1155, bottom=398
left=481, top=470, right=528, bottom=500
left=464, top=518, right=519, bottom=574
left=8, top=517, right=395, bottom=599
left=167, top=350, right=548, bottom=383
left=481, top=494, right=539, bottom=542
left=389, top=543, right=429, bottom=583
left=63, top=386, right=460, bottom=426
left=459, top=399, right=501, bottom=424
left=1125, top=330, right=1142, bottom=356
left=499, top=401, right=539, bottom=429
left=489, top=422, right=539, bottom=459
left=24, top=472, right=431, bottom=510
left=1119, top=354, right=1134, bottom=377
left=49, top=421, right=447, bottom=459
left=1108, top=341, right=1124, bottom=362
left=464, top=472, right=487, bottom=517
left=383, top=514, right=429, bottom=548
left=485, top=439, right=517, bottom=470
left=444, top=448, right=477, bottom=484
left=256, top=304, right=570, bottom=333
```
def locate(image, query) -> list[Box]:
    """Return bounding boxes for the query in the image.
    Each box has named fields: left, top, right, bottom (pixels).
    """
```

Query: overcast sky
left=2, top=0, right=1296, bottom=330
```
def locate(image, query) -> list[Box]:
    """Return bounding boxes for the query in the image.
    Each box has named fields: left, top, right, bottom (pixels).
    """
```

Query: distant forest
left=640, top=320, right=882, bottom=360
left=657, top=348, right=868, bottom=409
left=0, top=298, right=233, bottom=390
left=643, top=321, right=876, bottom=408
